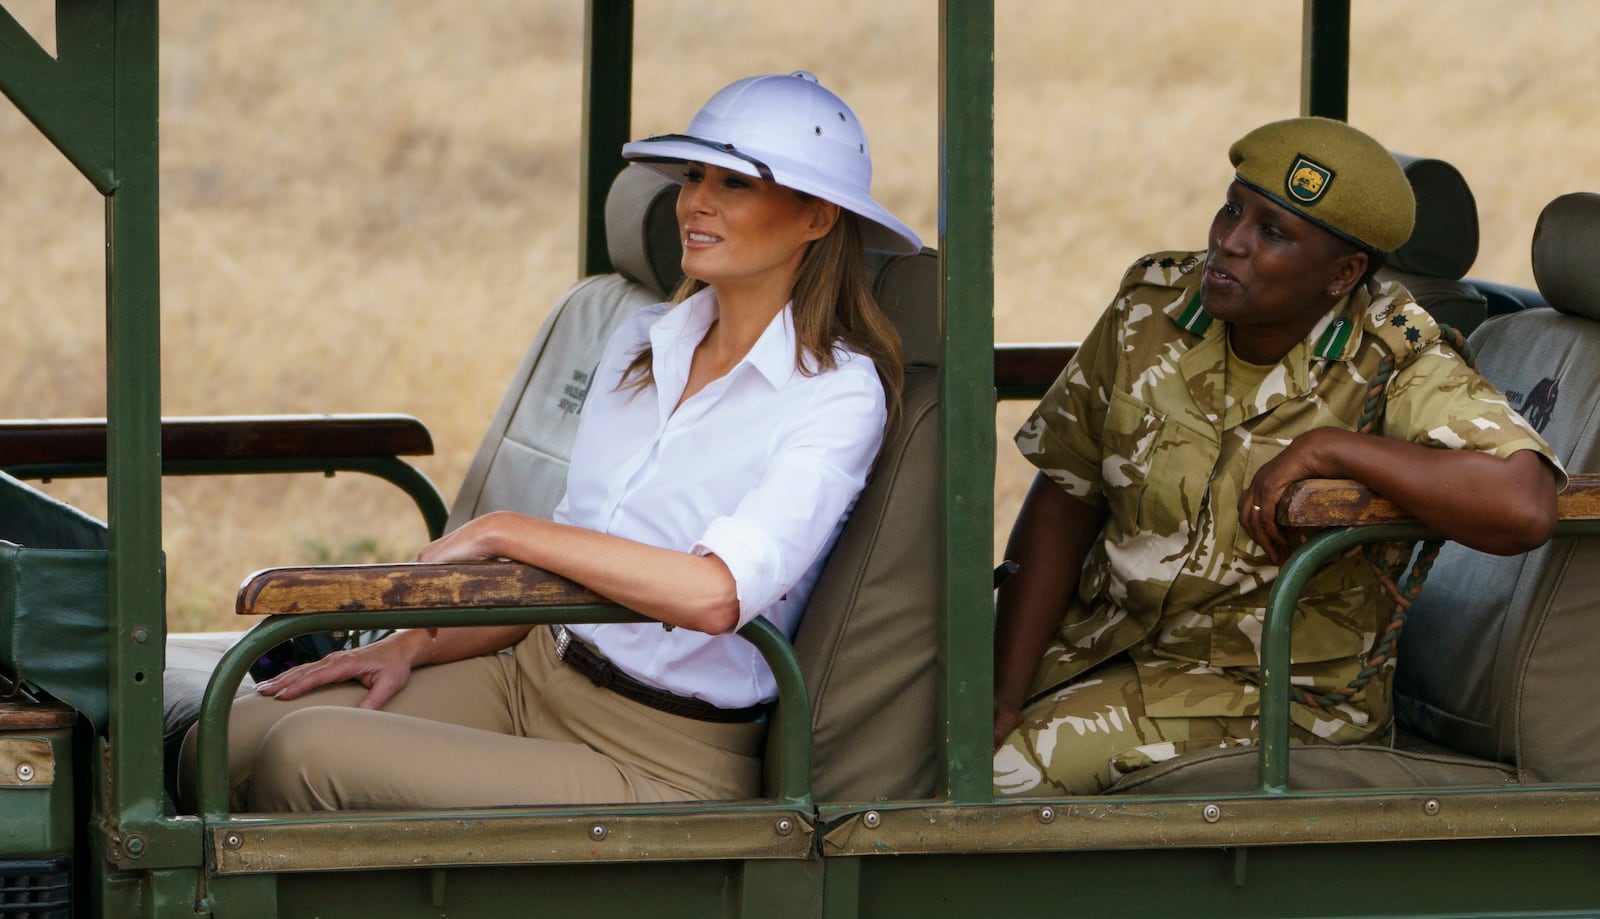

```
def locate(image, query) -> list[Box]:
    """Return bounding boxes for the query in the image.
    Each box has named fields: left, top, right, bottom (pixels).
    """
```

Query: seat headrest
left=604, top=165, right=686, bottom=300
left=1386, top=155, right=1479, bottom=279
left=868, top=249, right=940, bottom=369
left=1532, top=192, right=1600, bottom=321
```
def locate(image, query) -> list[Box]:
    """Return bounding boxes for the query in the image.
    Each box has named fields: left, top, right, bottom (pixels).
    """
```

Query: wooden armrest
left=994, top=343, right=1079, bottom=400
left=0, top=414, right=433, bottom=466
left=238, top=559, right=606, bottom=616
left=1279, top=473, right=1600, bottom=527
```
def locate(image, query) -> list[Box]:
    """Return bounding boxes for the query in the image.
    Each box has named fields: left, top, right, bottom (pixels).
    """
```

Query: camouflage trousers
left=993, top=661, right=1317, bottom=796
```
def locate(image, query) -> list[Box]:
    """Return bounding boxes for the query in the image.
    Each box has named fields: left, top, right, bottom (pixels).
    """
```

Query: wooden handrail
left=238, top=559, right=608, bottom=616
left=1279, top=473, right=1600, bottom=527
left=0, top=414, right=433, bottom=466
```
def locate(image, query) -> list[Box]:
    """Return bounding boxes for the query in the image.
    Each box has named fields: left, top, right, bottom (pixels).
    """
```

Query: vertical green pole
left=938, top=0, right=995, bottom=803
left=579, top=0, right=633, bottom=277
left=1301, top=0, right=1350, bottom=120
left=104, top=0, right=166, bottom=823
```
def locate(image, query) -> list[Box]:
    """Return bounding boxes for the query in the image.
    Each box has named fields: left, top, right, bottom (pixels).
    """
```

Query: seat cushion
left=1106, top=743, right=1515, bottom=795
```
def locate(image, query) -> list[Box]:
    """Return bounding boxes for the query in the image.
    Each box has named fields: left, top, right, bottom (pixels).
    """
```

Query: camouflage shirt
left=1017, top=251, right=1563, bottom=744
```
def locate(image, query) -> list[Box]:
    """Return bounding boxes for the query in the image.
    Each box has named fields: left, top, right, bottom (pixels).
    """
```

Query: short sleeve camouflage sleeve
left=1014, top=298, right=1124, bottom=509
left=1381, top=340, right=1568, bottom=488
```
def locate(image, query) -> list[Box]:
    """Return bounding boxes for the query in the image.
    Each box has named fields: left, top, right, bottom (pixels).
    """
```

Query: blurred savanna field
left=2, top=1, right=1597, bottom=631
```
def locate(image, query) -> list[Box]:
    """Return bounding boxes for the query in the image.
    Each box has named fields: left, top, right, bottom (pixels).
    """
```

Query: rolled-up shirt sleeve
left=692, top=357, right=886, bottom=628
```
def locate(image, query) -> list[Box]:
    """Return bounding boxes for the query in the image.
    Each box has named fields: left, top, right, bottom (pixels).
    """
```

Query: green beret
left=1228, top=117, right=1415, bottom=254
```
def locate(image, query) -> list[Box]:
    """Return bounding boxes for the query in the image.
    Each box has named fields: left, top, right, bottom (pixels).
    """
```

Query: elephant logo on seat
left=1286, top=156, right=1335, bottom=204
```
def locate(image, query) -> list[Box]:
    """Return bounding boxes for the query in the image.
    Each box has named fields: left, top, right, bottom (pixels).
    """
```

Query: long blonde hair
left=618, top=209, right=905, bottom=431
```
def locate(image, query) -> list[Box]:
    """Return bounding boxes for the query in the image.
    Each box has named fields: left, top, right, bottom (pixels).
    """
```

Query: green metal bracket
left=0, top=1, right=116, bottom=191
left=12, top=457, right=450, bottom=541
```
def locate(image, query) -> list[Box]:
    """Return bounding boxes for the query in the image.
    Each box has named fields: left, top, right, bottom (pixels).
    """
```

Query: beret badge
left=1286, top=155, right=1335, bottom=205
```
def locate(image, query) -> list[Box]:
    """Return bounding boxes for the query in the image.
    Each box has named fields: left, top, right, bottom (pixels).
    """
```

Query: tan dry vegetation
left=1, top=1, right=1595, bottom=631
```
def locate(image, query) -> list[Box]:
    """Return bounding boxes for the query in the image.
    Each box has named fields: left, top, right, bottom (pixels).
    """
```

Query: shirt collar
left=1163, top=272, right=1374, bottom=364
left=649, top=288, right=800, bottom=392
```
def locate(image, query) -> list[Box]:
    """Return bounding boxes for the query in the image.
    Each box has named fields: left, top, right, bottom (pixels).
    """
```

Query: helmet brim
left=621, top=137, right=922, bottom=255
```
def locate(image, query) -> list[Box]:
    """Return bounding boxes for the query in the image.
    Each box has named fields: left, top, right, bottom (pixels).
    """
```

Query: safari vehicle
left=2, top=1, right=1599, bottom=917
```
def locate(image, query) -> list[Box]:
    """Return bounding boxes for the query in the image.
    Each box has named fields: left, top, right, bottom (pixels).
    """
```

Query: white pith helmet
left=621, top=71, right=921, bottom=254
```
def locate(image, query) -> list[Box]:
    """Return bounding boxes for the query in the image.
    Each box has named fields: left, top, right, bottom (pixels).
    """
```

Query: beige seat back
left=1377, top=155, right=1488, bottom=336
left=1395, top=191, right=1600, bottom=783
left=446, top=165, right=684, bottom=527
left=765, top=249, right=942, bottom=803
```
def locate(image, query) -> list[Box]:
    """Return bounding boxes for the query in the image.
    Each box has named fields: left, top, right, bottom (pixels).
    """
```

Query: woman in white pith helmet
left=223, top=72, right=920, bottom=809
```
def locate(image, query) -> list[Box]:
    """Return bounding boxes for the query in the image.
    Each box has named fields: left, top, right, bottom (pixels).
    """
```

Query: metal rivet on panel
left=590, top=824, right=608, bottom=841
left=16, top=764, right=33, bottom=783
left=1423, top=799, right=1441, bottom=816
left=775, top=817, right=794, bottom=836
left=1037, top=806, right=1055, bottom=824
left=862, top=811, right=881, bottom=829
left=1202, top=804, right=1222, bottom=823
left=223, top=833, right=243, bottom=850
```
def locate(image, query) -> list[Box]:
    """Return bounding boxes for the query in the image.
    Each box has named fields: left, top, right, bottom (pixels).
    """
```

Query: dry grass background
left=2, top=1, right=1596, bottom=631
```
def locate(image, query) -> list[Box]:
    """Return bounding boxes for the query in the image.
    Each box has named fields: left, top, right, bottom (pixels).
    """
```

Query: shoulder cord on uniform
left=1291, top=324, right=1474, bottom=710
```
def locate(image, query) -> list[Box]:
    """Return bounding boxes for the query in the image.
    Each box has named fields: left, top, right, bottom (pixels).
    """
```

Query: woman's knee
left=248, top=706, right=359, bottom=811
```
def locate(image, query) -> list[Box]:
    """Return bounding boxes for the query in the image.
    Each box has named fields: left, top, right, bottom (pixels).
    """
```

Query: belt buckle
left=553, top=625, right=571, bottom=660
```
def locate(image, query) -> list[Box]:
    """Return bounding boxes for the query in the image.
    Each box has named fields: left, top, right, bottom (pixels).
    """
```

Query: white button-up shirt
left=556, top=288, right=888, bottom=708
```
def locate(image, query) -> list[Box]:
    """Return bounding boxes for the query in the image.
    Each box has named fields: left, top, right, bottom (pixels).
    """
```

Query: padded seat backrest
left=446, top=165, right=684, bottom=527
left=1395, top=192, right=1600, bottom=783
left=764, top=249, right=942, bottom=803
left=1377, top=155, right=1489, bottom=336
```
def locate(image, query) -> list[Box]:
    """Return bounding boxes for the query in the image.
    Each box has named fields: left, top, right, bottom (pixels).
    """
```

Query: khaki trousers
left=993, top=661, right=1317, bottom=796
left=206, top=627, right=765, bottom=811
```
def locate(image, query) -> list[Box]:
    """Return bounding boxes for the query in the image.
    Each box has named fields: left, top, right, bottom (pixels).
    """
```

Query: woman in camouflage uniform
left=992, top=117, right=1563, bottom=796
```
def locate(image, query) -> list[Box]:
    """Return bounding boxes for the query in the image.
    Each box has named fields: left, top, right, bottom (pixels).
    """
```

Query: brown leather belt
left=550, top=625, right=768, bottom=723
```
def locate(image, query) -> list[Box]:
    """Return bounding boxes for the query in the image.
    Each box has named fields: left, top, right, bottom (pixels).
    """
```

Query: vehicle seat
left=1377, top=155, right=1489, bottom=337
left=1392, top=191, right=1600, bottom=784
left=1107, top=192, right=1600, bottom=793
left=762, top=248, right=942, bottom=803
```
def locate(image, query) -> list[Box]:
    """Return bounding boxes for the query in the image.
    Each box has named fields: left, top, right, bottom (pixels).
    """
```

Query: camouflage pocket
left=1100, top=390, right=1165, bottom=530
left=1207, top=585, right=1371, bottom=669
left=1232, top=435, right=1293, bottom=558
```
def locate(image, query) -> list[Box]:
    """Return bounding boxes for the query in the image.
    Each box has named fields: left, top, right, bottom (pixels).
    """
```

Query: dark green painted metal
left=0, top=544, right=110, bottom=729
left=937, top=0, right=996, bottom=806
left=0, top=2, right=116, bottom=192
left=848, top=837, right=1600, bottom=918
left=204, top=873, right=279, bottom=919
left=580, top=0, right=633, bottom=277
left=1300, top=0, right=1350, bottom=120
left=0, top=727, right=74, bottom=859
left=10, top=457, right=450, bottom=540
left=103, top=0, right=166, bottom=833
left=737, top=858, right=825, bottom=919
left=821, top=856, right=861, bottom=919
left=275, top=862, right=757, bottom=919
left=194, top=609, right=812, bottom=819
